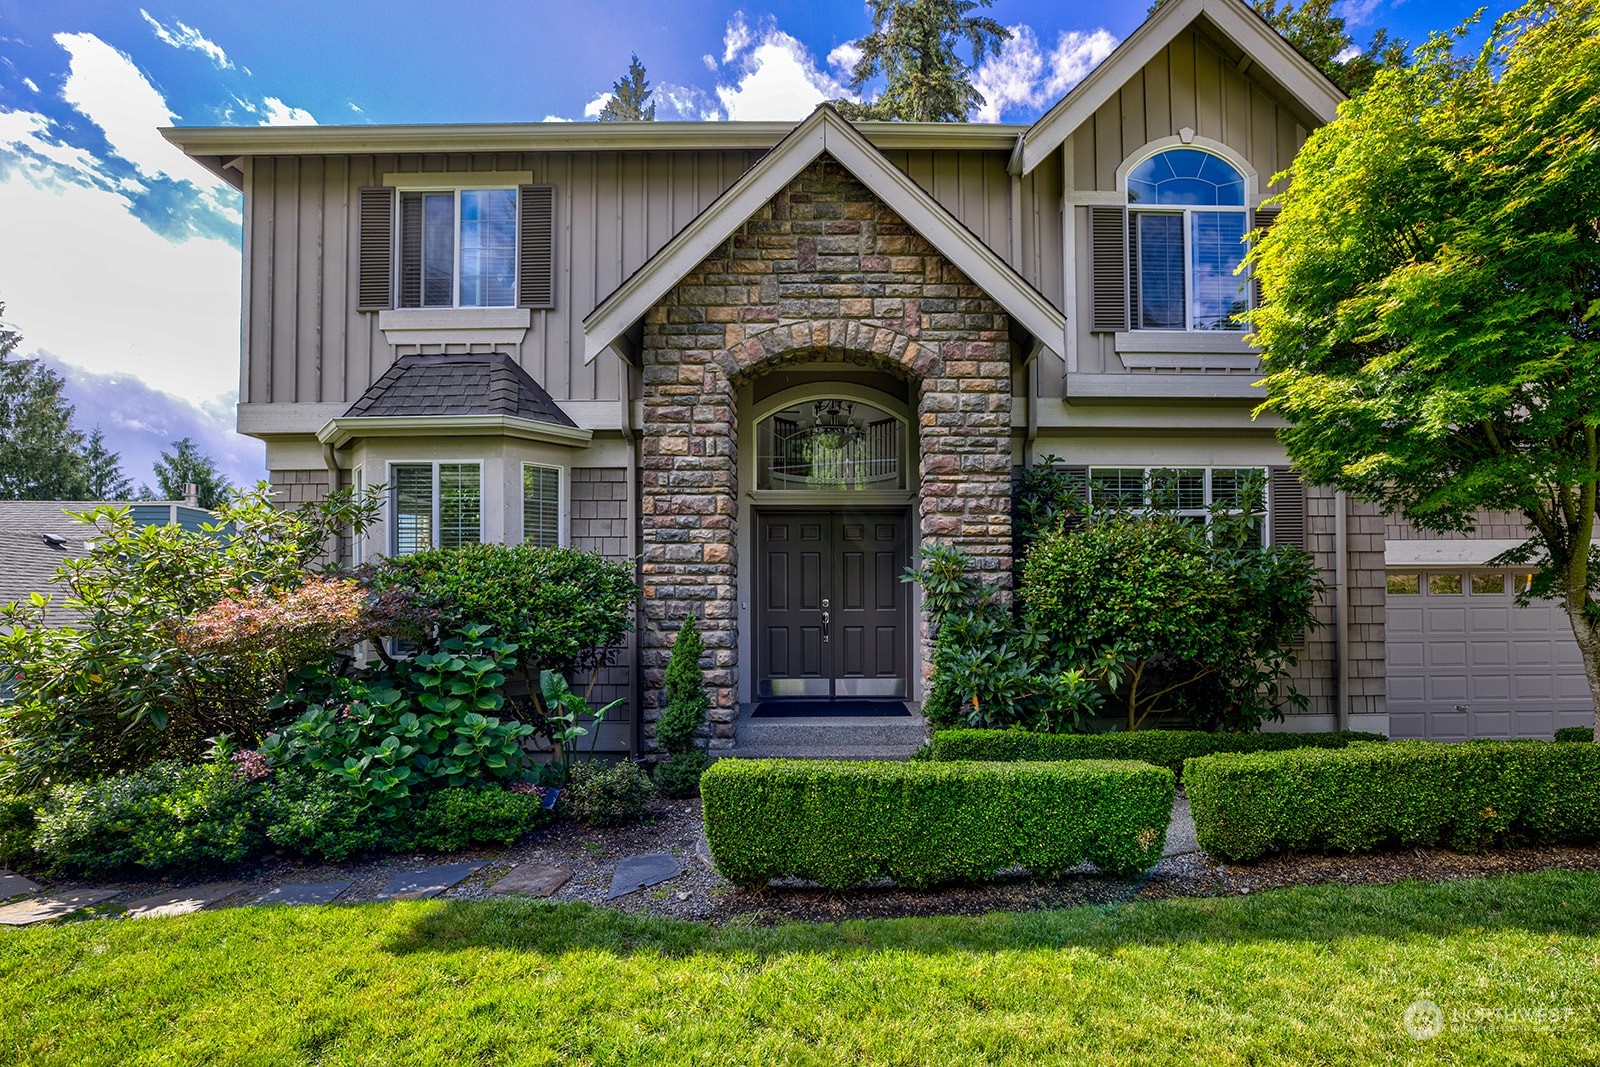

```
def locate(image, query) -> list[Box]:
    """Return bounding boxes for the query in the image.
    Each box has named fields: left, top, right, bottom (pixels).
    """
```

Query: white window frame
left=386, top=459, right=484, bottom=555
left=1124, top=147, right=1251, bottom=334
left=397, top=185, right=518, bottom=310
left=520, top=462, right=566, bottom=549
left=1088, top=466, right=1271, bottom=544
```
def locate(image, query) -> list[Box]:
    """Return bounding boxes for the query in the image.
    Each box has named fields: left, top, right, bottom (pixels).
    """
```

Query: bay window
left=522, top=463, right=561, bottom=548
left=390, top=462, right=482, bottom=555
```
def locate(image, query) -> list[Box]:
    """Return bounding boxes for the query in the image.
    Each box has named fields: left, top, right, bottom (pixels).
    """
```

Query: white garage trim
left=1385, top=539, right=1529, bottom=567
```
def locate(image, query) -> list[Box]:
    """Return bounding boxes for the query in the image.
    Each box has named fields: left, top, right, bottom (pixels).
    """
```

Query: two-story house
left=165, top=0, right=1594, bottom=752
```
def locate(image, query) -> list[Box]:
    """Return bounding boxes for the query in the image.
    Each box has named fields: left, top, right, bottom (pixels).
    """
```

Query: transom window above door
left=1126, top=148, right=1250, bottom=333
left=756, top=398, right=905, bottom=491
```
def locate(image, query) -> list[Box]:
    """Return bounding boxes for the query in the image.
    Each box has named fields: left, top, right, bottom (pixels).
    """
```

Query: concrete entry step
left=723, top=745, right=923, bottom=762
left=732, top=704, right=927, bottom=758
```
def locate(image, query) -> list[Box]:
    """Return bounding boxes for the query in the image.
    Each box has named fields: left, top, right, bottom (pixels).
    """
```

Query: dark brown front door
left=756, top=509, right=909, bottom=698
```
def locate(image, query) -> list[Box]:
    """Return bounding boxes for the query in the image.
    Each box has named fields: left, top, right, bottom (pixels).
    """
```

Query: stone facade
left=638, top=156, right=1015, bottom=745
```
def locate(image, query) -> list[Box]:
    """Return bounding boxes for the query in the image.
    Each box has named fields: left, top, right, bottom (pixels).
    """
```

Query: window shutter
left=1089, top=206, right=1129, bottom=332
left=1268, top=466, right=1306, bottom=550
left=1059, top=464, right=1091, bottom=531
left=357, top=186, right=395, bottom=311
left=518, top=184, right=556, bottom=309
left=1251, top=206, right=1281, bottom=309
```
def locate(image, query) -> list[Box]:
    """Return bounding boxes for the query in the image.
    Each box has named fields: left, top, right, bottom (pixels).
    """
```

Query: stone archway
left=638, top=157, right=1014, bottom=747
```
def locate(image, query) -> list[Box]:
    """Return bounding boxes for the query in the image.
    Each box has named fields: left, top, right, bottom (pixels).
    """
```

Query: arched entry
left=742, top=381, right=914, bottom=700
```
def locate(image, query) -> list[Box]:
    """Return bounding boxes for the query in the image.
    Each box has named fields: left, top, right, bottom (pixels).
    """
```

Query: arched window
left=756, top=398, right=906, bottom=491
left=1126, top=148, right=1249, bottom=332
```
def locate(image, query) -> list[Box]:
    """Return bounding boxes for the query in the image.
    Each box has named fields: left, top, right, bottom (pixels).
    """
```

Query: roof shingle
left=343, top=353, right=577, bottom=427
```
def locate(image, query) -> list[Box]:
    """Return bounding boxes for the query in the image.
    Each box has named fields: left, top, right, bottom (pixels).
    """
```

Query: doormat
left=751, top=700, right=912, bottom=718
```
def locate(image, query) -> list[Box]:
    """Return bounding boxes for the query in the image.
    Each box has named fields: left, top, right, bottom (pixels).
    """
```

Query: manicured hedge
left=1186, top=741, right=1600, bottom=862
left=1555, top=727, right=1595, bottom=743
left=924, top=729, right=1387, bottom=782
left=700, top=758, right=1174, bottom=889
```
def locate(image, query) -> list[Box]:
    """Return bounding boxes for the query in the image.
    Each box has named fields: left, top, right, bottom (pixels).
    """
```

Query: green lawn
left=2, top=871, right=1598, bottom=1065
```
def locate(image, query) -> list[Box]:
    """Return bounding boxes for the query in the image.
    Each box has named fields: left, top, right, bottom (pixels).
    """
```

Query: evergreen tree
left=0, top=304, right=94, bottom=501
left=1150, top=0, right=1406, bottom=94
left=837, top=0, right=1011, bottom=122
left=144, top=437, right=231, bottom=509
left=599, top=54, right=657, bottom=121
left=81, top=428, right=133, bottom=500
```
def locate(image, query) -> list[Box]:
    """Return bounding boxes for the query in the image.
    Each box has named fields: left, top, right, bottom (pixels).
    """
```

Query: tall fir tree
left=0, top=303, right=95, bottom=501
left=837, top=0, right=1010, bottom=121
left=80, top=427, right=133, bottom=500
left=599, top=54, right=657, bottom=121
left=144, top=437, right=231, bottom=509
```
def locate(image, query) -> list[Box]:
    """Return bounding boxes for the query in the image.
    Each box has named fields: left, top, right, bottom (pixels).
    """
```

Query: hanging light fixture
left=810, top=398, right=862, bottom=442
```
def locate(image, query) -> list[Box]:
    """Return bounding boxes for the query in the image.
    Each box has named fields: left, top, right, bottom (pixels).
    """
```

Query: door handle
left=822, top=598, right=830, bottom=643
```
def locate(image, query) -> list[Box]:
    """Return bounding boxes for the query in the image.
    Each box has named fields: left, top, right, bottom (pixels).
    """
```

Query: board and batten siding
left=243, top=150, right=767, bottom=411
left=1062, top=27, right=1313, bottom=383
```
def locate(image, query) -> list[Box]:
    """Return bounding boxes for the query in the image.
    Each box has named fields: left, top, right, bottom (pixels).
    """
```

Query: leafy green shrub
left=32, top=761, right=263, bottom=876
left=1022, top=508, right=1320, bottom=732
left=259, top=769, right=388, bottom=862
left=1185, top=741, right=1600, bottom=862
left=563, top=761, right=655, bottom=827
left=409, top=787, right=554, bottom=851
left=653, top=749, right=710, bottom=799
left=0, top=486, right=388, bottom=788
left=1555, top=727, right=1594, bottom=743
left=656, top=615, right=707, bottom=754
left=927, top=729, right=1387, bottom=782
left=0, top=794, right=39, bottom=872
left=365, top=544, right=636, bottom=711
left=701, top=758, right=1174, bottom=888
left=259, top=627, right=535, bottom=820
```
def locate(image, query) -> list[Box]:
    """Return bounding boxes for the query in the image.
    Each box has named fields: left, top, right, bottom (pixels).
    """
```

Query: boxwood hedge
left=1186, top=740, right=1600, bottom=862
left=1555, top=727, right=1595, bottom=743
left=700, top=758, right=1174, bottom=889
left=924, top=729, right=1386, bottom=782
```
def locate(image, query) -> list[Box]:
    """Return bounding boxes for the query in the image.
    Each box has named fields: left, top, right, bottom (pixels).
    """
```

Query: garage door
left=1386, top=569, right=1593, bottom=740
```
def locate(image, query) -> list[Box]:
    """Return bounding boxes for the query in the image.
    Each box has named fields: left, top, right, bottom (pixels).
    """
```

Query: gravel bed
left=24, top=798, right=1600, bottom=926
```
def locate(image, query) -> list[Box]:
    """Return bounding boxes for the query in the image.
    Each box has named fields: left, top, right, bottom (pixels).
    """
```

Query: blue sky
left=0, top=0, right=1506, bottom=491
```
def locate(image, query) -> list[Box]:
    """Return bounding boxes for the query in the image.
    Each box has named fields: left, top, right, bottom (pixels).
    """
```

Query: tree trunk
left=1564, top=589, right=1600, bottom=737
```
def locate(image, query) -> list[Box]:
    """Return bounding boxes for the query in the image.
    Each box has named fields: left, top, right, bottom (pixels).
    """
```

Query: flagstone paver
left=607, top=854, right=682, bottom=900
left=122, top=882, right=251, bottom=920
left=489, top=863, right=572, bottom=898
left=0, top=889, right=122, bottom=926
left=0, top=871, right=42, bottom=900
left=252, top=881, right=353, bottom=907
left=375, top=863, right=484, bottom=901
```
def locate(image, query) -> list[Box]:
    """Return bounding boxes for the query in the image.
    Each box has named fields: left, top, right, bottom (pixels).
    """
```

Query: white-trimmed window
left=390, top=462, right=482, bottom=555
left=1127, top=148, right=1250, bottom=332
left=1089, top=466, right=1268, bottom=546
left=399, top=189, right=517, bottom=309
left=522, top=463, right=562, bottom=548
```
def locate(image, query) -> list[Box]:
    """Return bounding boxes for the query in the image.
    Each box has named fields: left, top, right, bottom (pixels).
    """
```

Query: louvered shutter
left=1059, top=464, right=1091, bottom=531
left=1268, top=466, right=1306, bottom=550
left=1089, top=206, right=1129, bottom=332
left=518, top=184, right=556, bottom=309
left=357, top=186, right=395, bottom=311
left=1251, top=206, right=1281, bottom=309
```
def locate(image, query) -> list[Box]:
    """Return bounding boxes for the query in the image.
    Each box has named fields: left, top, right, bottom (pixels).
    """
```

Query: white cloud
left=702, top=53, right=718, bottom=72
left=22, top=77, right=39, bottom=93
left=258, top=97, right=317, bottom=125
left=827, top=42, right=863, bottom=75
left=1335, top=43, right=1362, bottom=62
left=542, top=114, right=572, bottom=123
left=1334, top=0, right=1385, bottom=27
left=655, top=82, right=721, bottom=121
left=0, top=107, right=113, bottom=186
left=584, top=92, right=613, bottom=119
left=52, top=31, right=227, bottom=195
left=714, top=15, right=843, bottom=121
left=971, top=25, right=1117, bottom=122
left=348, top=102, right=364, bottom=114
left=139, top=9, right=234, bottom=70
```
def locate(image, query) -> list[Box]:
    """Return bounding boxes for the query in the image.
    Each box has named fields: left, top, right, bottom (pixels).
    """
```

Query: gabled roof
left=1013, top=0, right=1345, bottom=176
left=320, top=353, right=592, bottom=448
left=344, top=353, right=578, bottom=425
left=582, top=104, right=1067, bottom=364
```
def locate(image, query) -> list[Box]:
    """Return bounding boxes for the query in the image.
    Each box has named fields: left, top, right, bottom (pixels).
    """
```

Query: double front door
left=756, top=509, right=910, bottom=699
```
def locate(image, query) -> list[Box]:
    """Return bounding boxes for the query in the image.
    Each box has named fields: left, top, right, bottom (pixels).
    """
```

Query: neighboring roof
left=0, top=500, right=210, bottom=626
left=319, top=353, right=592, bottom=449
left=344, top=353, right=579, bottom=426
left=583, top=104, right=1068, bottom=365
left=161, top=121, right=1028, bottom=189
left=1013, top=0, right=1345, bottom=175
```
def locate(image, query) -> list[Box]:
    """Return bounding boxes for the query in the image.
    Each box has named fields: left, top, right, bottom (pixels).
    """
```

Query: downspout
left=1024, top=339, right=1043, bottom=466
left=322, top=442, right=342, bottom=563
left=1334, top=489, right=1351, bottom=731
